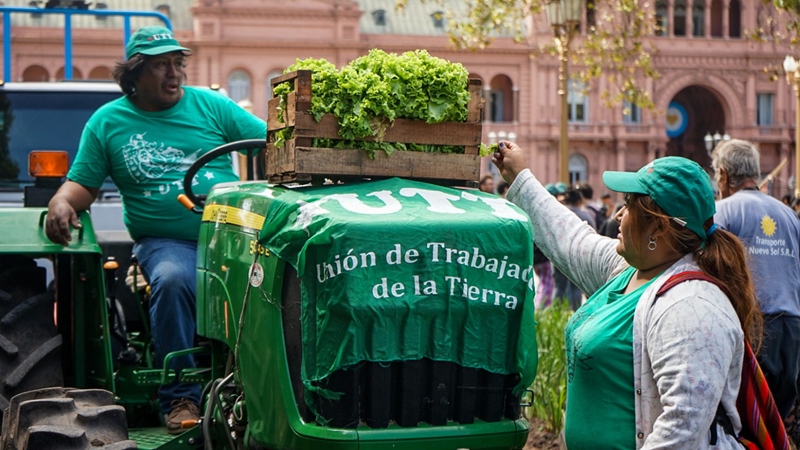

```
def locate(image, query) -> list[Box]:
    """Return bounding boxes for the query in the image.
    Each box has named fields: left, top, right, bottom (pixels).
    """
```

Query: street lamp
left=784, top=55, right=800, bottom=198
left=546, top=0, right=585, bottom=184
left=703, top=131, right=730, bottom=156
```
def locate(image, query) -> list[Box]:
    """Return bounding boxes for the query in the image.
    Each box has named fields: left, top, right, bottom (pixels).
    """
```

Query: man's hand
left=44, top=181, right=99, bottom=246
left=46, top=197, right=81, bottom=245
left=492, top=140, right=529, bottom=185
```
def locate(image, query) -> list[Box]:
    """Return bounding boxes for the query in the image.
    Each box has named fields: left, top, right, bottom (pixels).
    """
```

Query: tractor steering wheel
left=180, top=139, right=266, bottom=213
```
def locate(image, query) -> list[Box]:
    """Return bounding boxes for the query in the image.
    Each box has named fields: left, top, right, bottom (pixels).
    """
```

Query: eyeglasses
left=623, top=193, right=633, bottom=207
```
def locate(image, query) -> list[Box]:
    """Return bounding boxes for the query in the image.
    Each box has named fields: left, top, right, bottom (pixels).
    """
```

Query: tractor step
left=131, top=367, right=211, bottom=386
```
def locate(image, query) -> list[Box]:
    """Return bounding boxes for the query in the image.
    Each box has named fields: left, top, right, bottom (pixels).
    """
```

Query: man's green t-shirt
left=563, top=267, right=657, bottom=449
left=68, top=86, right=266, bottom=241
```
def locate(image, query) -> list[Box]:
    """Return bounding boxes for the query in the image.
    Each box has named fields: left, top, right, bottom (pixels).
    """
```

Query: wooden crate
left=266, top=70, right=484, bottom=184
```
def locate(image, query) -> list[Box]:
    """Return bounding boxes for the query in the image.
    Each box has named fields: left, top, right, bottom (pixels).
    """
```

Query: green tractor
left=0, top=140, right=538, bottom=450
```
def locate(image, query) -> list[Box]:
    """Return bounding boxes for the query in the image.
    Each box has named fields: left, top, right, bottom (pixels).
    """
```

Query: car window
left=0, top=89, right=122, bottom=187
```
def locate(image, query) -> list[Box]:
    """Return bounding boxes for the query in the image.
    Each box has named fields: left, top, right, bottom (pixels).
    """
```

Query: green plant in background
left=528, top=299, right=571, bottom=433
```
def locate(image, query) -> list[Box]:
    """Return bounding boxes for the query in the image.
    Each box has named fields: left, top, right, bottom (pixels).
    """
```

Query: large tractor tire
left=0, top=256, right=63, bottom=418
left=1, top=387, right=136, bottom=450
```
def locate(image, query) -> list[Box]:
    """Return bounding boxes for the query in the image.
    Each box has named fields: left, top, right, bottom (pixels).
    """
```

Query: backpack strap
left=738, top=338, right=789, bottom=450
left=655, top=270, right=713, bottom=297
left=655, top=271, right=789, bottom=450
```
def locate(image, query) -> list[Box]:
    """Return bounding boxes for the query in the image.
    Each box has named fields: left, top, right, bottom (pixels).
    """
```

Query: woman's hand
left=492, top=140, right=528, bottom=184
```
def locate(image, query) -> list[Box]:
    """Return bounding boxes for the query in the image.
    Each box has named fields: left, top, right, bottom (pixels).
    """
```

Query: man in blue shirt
left=713, top=139, right=800, bottom=420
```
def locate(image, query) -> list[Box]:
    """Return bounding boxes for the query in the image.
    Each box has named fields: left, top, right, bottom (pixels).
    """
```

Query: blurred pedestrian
left=713, top=139, right=800, bottom=422
left=479, top=175, right=495, bottom=194
left=792, top=198, right=800, bottom=220
left=599, top=202, right=624, bottom=239
left=576, top=182, right=604, bottom=229
left=497, top=181, right=510, bottom=198
left=554, top=187, right=595, bottom=310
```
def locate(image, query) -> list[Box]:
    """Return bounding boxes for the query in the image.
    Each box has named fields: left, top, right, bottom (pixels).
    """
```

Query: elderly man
left=713, top=139, right=800, bottom=420
left=45, top=26, right=266, bottom=433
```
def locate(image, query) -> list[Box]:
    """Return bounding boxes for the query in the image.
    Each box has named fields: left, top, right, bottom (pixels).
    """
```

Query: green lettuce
left=270, top=50, right=472, bottom=158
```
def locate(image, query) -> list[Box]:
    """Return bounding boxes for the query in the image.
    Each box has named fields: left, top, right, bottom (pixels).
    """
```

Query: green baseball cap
left=602, top=156, right=716, bottom=240
left=125, top=26, right=191, bottom=60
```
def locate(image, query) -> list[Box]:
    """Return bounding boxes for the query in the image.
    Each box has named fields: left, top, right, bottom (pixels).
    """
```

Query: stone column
left=668, top=0, right=675, bottom=36
left=722, top=0, right=729, bottom=37
left=484, top=86, right=492, bottom=123
left=513, top=86, right=520, bottom=124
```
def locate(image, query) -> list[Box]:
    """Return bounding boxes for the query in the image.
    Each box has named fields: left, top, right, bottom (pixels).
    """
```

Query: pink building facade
left=0, top=0, right=794, bottom=197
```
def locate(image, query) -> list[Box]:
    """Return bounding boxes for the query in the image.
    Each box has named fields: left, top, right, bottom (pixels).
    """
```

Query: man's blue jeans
left=133, top=237, right=201, bottom=415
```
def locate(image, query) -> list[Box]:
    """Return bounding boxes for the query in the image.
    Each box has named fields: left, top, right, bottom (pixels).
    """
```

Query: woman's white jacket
left=507, top=169, right=744, bottom=449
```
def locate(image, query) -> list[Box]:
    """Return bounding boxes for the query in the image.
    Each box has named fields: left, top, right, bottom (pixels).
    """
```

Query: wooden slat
left=287, top=146, right=480, bottom=180
left=293, top=70, right=312, bottom=111
left=267, top=140, right=297, bottom=175
left=267, top=91, right=300, bottom=132
left=269, top=70, right=309, bottom=89
left=294, top=113, right=482, bottom=146
left=267, top=97, right=286, bottom=131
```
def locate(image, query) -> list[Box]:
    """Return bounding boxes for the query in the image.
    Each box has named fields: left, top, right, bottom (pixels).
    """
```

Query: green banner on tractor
left=259, top=178, right=537, bottom=401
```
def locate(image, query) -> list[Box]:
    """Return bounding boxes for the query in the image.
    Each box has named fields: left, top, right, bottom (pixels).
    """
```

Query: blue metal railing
left=0, top=6, right=172, bottom=82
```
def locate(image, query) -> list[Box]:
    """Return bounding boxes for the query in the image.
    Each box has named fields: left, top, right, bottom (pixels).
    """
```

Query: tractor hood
left=257, top=178, right=538, bottom=401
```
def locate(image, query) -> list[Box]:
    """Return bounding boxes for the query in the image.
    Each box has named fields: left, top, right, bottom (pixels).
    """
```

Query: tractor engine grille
left=281, top=266, right=522, bottom=429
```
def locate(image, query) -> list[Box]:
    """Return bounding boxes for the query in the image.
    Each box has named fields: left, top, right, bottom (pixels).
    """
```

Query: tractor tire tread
left=2, top=388, right=132, bottom=450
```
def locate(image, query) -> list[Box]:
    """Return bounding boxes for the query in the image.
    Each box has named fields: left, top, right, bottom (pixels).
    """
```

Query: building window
left=756, top=7, right=775, bottom=38
left=372, top=9, right=386, bottom=26
left=692, top=0, right=704, bottom=36
left=673, top=0, right=686, bottom=36
left=711, top=0, right=723, bottom=37
left=431, top=11, right=444, bottom=28
left=623, top=100, right=641, bottom=124
left=227, top=70, right=251, bottom=104
left=729, top=0, right=741, bottom=38
left=568, top=80, right=588, bottom=123
left=490, top=90, right=505, bottom=122
left=655, top=0, right=668, bottom=36
left=757, top=93, right=774, bottom=126
left=569, top=153, right=588, bottom=184
left=586, top=0, right=596, bottom=30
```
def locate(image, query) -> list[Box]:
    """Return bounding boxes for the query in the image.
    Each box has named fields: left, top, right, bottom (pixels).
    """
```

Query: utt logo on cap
left=149, top=33, right=174, bottom=41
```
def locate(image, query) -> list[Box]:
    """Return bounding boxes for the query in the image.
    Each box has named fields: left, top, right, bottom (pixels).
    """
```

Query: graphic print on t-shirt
left=122, top=132, right=201, bottom=183
left=748, top=214, right=796, bottom=258
left=761, top=215, right=776, bottom=236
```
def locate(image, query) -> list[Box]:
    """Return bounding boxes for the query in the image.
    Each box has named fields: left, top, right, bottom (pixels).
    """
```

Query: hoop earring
left=648, top=235, right=657, bottom=251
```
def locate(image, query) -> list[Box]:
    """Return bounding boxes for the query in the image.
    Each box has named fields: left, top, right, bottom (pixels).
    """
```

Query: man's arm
left=45, top=180, right=100, bottom=245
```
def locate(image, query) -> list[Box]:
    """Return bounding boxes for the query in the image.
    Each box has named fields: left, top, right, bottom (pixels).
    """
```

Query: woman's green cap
left=602, top=156, right=716, bottom=240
